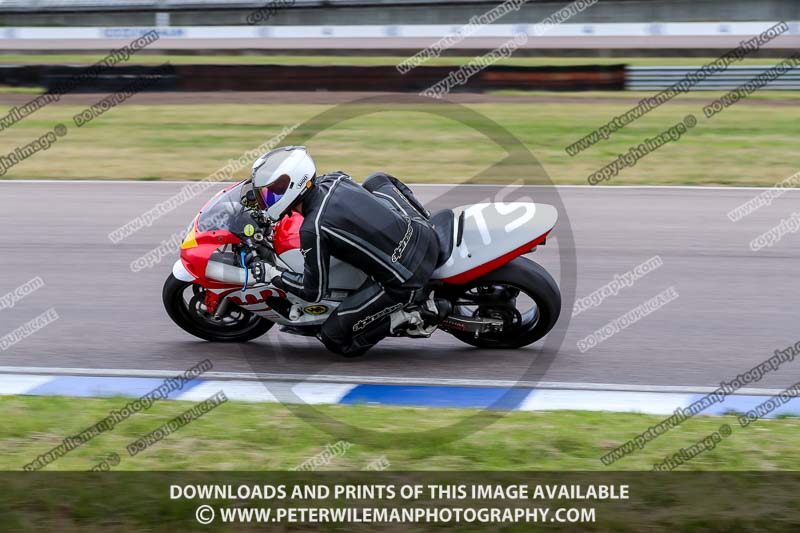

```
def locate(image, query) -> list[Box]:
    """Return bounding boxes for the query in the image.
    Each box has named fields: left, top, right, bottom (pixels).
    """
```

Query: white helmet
left=249, top=146, right=316, bottom=222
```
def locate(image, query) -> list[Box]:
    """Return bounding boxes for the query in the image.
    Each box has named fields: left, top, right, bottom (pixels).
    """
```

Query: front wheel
left=162, top=274, right=274, bottom=342
left=439, top=257, right=561, bottom=349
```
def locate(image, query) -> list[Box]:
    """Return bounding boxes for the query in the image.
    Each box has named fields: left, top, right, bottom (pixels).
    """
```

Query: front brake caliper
left=204, top=289, right=222, bottom=314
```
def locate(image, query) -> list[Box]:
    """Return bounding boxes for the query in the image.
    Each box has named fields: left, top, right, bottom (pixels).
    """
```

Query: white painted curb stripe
left=2, top=372, right=798, bottom=417
left=0, top=366, right=787, bottom=396
left=518, top=390, right=694, bottom=415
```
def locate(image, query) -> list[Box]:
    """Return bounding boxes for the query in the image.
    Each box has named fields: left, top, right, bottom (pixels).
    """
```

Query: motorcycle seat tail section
left=431, top=202, right=557, bottom=284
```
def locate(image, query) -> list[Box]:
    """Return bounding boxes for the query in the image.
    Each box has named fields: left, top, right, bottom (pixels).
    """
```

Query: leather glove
left=250, top=261, right=282, bottom=284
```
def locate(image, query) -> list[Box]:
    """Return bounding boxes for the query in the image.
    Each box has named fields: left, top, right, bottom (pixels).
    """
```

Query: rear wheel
left=439, top=257, right=561, bottom=349
left=162, top=274, right=273, bottom=342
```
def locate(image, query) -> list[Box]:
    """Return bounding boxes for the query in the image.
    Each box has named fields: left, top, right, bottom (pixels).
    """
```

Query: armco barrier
left=627, top=65, right=800, bottom=90
left=0, top=63, right=626, bottom=93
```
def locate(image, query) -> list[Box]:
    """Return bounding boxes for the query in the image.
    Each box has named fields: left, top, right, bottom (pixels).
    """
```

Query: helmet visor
left=256, top=174, right=291, bottom=210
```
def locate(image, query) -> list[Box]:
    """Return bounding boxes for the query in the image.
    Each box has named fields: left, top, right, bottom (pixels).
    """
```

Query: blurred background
left=0, top=0, right=795, bottom=185
left=0, top=0, right=797, bottom=55
left=0, top=0, right=795, bottom=184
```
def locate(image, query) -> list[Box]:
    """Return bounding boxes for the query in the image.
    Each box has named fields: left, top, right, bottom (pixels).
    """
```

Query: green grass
left=0, top=53, right=789, bottom=67
left=2, top=395, right=798, bottom=471
left=0, top=94, right=796, bottom=186
left=0, top=86, right=46, bottom=94
left=4, top=395, right=800, bottom=530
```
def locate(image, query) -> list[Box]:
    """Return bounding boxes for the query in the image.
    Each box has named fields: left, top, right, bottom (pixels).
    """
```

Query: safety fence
left=627, top=65, right=800, bottom=90
left=2, top=62, right=798, bottom=93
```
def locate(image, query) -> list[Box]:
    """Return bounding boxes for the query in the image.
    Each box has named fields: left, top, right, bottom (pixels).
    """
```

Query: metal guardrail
left=627, top=65, right=800, bottom=90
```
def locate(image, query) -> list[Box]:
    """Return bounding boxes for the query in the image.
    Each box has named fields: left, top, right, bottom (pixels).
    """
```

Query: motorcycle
left=163, top=180, right=561, bottom=350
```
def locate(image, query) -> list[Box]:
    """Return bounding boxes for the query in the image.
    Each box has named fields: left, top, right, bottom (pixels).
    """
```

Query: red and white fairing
left=432, top=202, right=557, bottom=284
left=173, top=183, right=556, bottom=327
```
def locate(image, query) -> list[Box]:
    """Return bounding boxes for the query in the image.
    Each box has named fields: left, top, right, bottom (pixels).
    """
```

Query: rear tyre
left=162, top=274, right=273, bottom=342
left=439, top=257, right=561, bottom=349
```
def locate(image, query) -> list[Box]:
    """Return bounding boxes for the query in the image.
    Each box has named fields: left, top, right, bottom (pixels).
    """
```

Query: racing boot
left=390, top=297, right=452, bottom=338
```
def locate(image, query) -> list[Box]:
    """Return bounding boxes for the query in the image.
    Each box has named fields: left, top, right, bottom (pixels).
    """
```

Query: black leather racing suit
left=271, top=172, right=440, bottom=355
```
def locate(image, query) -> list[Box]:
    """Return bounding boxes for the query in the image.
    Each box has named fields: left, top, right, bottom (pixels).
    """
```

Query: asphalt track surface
left=1, top=181, right=799, bottom=390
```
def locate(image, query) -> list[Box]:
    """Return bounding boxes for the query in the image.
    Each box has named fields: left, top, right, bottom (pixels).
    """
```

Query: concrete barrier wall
left=1, top=22, right=797, bottom=55
left=0, top=21, right=795, bottom=40
left=0, top=0, right=798, bottom=26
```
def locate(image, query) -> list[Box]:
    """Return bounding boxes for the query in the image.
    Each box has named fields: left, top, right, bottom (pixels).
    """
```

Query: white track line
left=1, top=180, right=797, bottom=191
left=0, top=365, right=785, bottom=396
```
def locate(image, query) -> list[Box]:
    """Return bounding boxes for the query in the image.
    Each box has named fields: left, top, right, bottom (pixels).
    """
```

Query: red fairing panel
left=181, top=228, right=242, bottom=289
left=439, top=231, right=550, bottom=285
left=274, top=212, right=303, bottom=255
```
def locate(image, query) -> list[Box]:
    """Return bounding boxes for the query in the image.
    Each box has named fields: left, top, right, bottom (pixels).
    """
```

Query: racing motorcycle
left=163, top=180, right=561, bottom=350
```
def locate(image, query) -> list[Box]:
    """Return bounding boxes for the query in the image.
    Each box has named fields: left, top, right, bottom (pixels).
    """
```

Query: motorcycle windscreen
left=197, top=182, right=247, bottom=232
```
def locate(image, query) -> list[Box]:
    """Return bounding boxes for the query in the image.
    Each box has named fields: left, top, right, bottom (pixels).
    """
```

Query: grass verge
left=0, top=94, right=796, bottom=185
left=2, top=394, right=797, bottom=471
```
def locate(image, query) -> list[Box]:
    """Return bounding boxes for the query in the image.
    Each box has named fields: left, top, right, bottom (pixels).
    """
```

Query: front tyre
left=162, top=274, right=273, bottom=342
left=440, top=257, right=561, bottom=349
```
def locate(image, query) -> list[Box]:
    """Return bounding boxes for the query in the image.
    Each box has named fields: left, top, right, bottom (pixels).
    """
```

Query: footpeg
left=289, top=304, right=303, bottom=321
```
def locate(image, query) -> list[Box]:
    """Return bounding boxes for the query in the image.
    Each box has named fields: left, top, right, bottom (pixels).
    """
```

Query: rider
left=243, top=146, right=450, bottom=356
